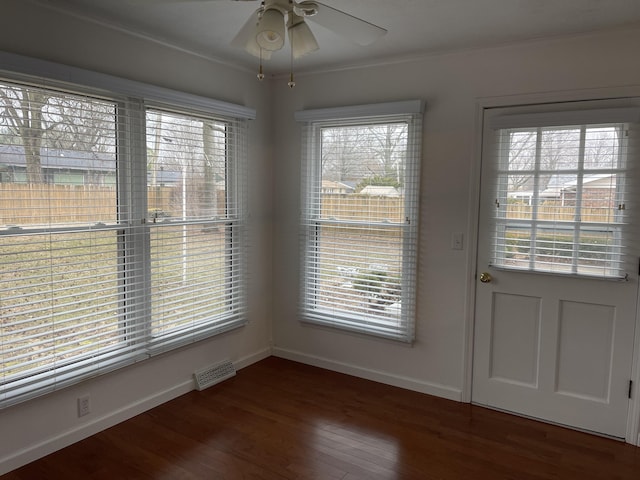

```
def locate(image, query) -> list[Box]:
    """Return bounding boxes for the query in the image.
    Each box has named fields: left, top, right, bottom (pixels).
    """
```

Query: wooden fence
left=322, top=196, right=615, bottom=223
left=321, top=194, right=405, bottom=223
left=0, top=186, right=618, bottom=226
left=506, top=204, right=616, bottom=223
left=0, top=184, right=174, bottom=225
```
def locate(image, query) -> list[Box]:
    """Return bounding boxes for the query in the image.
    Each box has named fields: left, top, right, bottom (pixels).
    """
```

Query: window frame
left=297, top=101, right=423, bottom=343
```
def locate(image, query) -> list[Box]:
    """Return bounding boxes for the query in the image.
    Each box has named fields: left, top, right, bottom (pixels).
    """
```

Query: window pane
left=506, top=130, right=536, bottom=171
left=321, top=123, right=408, bottom=223
left=146, top=111, right=227, bottom=221
left=0, top=84, right=117, bottom=226
left=150, top=224, right=231, bottom=335
left=312, top=224, right=403, bottom=324
left=585, top=126, right=621, bottom=170
left=500, top=226, right=532, bottom=269
left=576, top=229, right=621, bottom=276
left=534, top=226, right=576, bottom=272
left=539, top=174, right=578, bottom=220
left=0, top=229, right=122, bottom=380
left=540, top=127, right=581, bottom=170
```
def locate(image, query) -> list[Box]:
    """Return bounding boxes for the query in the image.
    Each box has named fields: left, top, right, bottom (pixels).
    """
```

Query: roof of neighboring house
left=321, top=180, right=355, bottom=191
left=0, top=145, right=184, bottom=185
left=558, top=174, right=615, bottom=189
left=544, top=173, right=615, bottom=194
left=0, top=145, right=115, bottom=171
left=149, top=169, right=181, bottom=185
left=509, top=174, right=616, bottom=199
left=359, top=185, right=401, bottom=197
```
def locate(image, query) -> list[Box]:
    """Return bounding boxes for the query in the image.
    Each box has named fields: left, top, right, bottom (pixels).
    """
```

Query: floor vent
left=194, top=360, right=236, bottom=391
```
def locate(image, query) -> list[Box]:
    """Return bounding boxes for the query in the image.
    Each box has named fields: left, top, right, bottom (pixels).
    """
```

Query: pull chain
left=257, top=48, right=265, bottom=81
left=288, top=32, right=296, bottom=88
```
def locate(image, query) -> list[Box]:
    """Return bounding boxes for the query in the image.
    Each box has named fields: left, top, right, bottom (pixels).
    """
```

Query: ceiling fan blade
left=231, top=10, right=273, bottom=59
left=304, top=2, right=387, bottom=46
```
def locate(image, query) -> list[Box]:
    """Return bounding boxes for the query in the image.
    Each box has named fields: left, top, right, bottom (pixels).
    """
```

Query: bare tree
left=584, top=126, right=620, bottom=169
left=44, top=96, right=115, bottom=154
left=0, top=87, right=48, bottom=183
left=319, top=123, right=411, bottom=193
left=365, top=123, right=407, bottom=182
left=147, top=110, right=164, bottom=187
left=505, top=130, right=536, bottom=192
left=0, top=83, right=116, bottom=184
left=203, top=120, right=226, bottom=217
left=506, top=128, right=582, bottom=193
left=321, top=126, right=366, bottom=182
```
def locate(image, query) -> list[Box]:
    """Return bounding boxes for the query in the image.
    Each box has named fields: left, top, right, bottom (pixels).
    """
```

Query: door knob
left=479, top=272, right=492, bottom=283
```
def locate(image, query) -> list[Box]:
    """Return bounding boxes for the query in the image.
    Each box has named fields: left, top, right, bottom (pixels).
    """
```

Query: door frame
left=462, top=85, right=640, bottom=445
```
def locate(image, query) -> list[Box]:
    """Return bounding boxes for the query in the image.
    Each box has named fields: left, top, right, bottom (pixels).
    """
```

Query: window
left=0, top=70, right=251, bottom=407
left=297, top=101, right=423, bottom=342
left=487, top=107, right=640, bottom=279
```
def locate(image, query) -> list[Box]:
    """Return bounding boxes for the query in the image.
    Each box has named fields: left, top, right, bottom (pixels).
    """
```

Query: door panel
left=556, top=300, right=614, bottom=401
left=489, top=293, right=541, bottom=386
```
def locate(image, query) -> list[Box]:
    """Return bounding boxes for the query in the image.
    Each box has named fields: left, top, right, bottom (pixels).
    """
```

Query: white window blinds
left=0, top=82, right=127, bottom=404
left=298, top=101, right=423, bottom=342
left=0, top=72, right=250, bottom=407
left=146, top=108, right=247, bottom=352
left=485, top=107, right=640, bottom=279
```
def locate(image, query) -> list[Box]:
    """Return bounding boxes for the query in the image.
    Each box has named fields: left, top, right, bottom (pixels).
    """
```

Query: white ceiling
left=34, top=0, right=640, bottom=76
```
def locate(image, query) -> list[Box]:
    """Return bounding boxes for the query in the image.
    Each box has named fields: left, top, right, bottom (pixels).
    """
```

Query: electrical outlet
left=77, top=394, right=91, bottom=417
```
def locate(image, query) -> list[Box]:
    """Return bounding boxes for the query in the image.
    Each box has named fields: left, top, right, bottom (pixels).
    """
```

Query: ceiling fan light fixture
left=293, top=1, right=319, bottom=17
left=288, top=18, right=319, bottom=59
left=231, top=9, right=273, bottom=60
left=256, top=8, right=285, bottom=51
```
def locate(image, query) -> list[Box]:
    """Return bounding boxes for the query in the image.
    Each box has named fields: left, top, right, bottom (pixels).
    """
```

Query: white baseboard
left=235, top=347, right=271, bottom=370
left=273, top=347, right=463, bottom=402
left=0, top=347, right=272, bottom=476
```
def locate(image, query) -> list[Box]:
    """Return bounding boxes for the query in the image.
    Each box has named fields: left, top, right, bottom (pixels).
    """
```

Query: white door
left=472, top=103, right=639, bottom=438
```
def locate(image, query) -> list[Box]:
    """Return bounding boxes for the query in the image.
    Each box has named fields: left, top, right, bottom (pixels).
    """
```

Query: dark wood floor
left=2, top=357, right=639, bottom=479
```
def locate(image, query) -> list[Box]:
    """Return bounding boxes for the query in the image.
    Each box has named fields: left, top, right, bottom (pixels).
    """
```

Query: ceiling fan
left=230, top=0, right=387, bottom=86
left=229, top=0, right=387, bottom=59
left=134, top=0, right=387, bottom=86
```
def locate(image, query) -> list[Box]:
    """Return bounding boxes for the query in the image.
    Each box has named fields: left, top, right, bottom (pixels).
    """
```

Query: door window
left=490, top=117, right=635, bottom=279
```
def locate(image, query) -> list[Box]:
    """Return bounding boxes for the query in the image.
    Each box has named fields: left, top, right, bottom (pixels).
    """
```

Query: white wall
left=271, top=28, right=640, bottom=402
left=0, top=1, right=273, bottom=474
